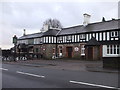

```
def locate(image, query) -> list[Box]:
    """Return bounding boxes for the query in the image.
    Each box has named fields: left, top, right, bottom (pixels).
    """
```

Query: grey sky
left=0, top=0, right=119, bottom=49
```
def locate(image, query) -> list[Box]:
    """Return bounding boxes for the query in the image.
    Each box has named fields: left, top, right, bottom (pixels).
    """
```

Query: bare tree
left=42, top=18, right=62, bottom=30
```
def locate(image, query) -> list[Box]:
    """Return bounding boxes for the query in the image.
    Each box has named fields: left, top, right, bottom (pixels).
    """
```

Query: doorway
left=66, top=47, right=73, bottom=58
left=87, top=47, right=93, bottom=60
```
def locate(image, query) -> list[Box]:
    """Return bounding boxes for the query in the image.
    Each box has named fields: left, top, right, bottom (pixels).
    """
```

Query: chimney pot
left=23, top=29, right=26, bottom=36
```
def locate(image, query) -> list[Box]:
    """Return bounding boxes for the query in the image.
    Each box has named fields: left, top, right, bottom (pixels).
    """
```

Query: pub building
left=17, top=14, right=120, bottom=62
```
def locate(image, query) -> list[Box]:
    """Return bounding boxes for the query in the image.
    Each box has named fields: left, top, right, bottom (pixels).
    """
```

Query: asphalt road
left=1, top=63, right=119, bottom=89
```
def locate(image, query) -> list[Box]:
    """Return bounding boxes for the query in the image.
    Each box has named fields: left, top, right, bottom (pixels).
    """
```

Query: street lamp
left=13, top=35, right=17, bottom=61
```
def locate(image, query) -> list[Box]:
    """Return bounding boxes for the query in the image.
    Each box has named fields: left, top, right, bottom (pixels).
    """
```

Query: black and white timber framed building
left=17, top=14, right=120, bottom=60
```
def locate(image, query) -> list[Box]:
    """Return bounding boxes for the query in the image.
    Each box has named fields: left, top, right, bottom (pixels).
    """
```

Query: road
left=1, top=63, right=119, bottom=89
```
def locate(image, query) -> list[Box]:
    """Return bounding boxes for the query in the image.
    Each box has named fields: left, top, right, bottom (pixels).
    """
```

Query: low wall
left=102, top=57, right=120, bottom=69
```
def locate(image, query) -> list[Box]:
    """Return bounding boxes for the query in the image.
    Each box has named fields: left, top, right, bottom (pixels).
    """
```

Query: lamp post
left=13, top=35, right=17, bottom=61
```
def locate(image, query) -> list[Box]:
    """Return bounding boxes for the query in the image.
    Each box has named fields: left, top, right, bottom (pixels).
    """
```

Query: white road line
left=16, top=71, right=45, bottom=78
left=70, top=80, right=119, bottom=89
left=0, top=68, right=8, bottom=71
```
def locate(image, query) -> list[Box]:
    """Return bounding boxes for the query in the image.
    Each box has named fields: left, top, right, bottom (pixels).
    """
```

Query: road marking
left=70, top=80, right=119, bottom=89
left=16, top=71, right=45, bottom=78
left=0, top=68, right=8, bottom=71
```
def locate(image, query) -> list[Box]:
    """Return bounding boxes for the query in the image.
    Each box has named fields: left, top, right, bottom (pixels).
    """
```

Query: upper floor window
left=79, top=34, right=85, bottom=39
left=34, top=38, right=40, bottom=44
left=66, top=35, right=72, bottom=41
left=111, top=31, right=118, bottom=37
left=40, top=38, right=43, bottom=43
left=58, top=36, right=62, bottom=41
left=28, top=39, right=34, bottom=44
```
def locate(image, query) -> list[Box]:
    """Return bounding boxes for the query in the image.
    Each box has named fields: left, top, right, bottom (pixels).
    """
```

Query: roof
left=58, top=19, right=120, bottom=35
left=18, top=29, right=59, bottom=40
left=42, top=29, right=59, bottom=36
left=19, top=32, right=43, bottom=40
left=85, top=37, right=100, bottom=46
left=18, top=19, right=120, bottom=40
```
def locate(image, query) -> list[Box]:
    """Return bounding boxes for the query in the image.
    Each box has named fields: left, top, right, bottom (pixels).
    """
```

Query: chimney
left=23, top=29, right=26, bottom=36
left=83, top=13, right=91, bottom=26
left=43, top=24, right=49, bottom=32
left=102, top=17, right=106, bottom=22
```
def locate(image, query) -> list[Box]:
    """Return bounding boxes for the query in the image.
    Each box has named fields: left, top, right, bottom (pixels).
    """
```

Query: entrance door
left=87, top=47, right=93, bottom=60
left=66, top=47, right=73, bottom=58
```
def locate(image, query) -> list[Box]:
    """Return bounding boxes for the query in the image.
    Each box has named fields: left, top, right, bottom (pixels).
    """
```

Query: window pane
left=114, top=45, right=116, bottom=54
left=110, top=45, right=112, bottom=54
left=107, top=45, right=109, bottom=54
left=117, top=45, right=119, bottom=54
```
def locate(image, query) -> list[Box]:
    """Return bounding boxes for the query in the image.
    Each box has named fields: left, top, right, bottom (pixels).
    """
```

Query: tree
left=42, top=18, right=62, bottom=30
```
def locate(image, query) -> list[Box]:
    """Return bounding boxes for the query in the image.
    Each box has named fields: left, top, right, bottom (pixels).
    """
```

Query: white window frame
left=111, top=31, right=118, bottom=37
left=103, top=45, right=120, bottom=57
left=66, top=35, right=72, bottom=41
left=81, top=44, right=85, bottom=56
left=79, top=34, right=85, bottom=39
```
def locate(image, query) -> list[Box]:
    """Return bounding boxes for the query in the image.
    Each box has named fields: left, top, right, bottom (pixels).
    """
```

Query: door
left=66, top=47, right=73, bottom=58
left=87, top=47, right=93, bottom=60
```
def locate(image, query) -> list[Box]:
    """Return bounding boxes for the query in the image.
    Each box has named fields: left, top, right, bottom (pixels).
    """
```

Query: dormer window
left=79, top=34, right=85, bottom=39
left=111, top=31, right=118, bottom=37
left=66, top=36, right=72, bottom=41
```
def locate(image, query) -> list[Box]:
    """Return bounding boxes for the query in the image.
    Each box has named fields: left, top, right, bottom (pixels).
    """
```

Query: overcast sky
left=0, top=0, right=119, bottom=49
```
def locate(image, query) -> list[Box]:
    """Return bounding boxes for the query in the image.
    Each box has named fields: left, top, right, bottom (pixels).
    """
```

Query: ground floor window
left=81, top=45, right=85, bottom=56
left=59, top=46, right=63, bottom=57
left=107, top=45, right=120, bottom=54
left=53, top=48, right=55, bottom=54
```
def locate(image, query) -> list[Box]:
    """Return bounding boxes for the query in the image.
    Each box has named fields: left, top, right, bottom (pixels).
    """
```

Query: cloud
left=0, top=1, right=119, bottom=49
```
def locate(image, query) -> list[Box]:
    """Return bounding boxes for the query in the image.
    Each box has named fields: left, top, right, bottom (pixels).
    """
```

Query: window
left=81, top=45, right=85, bottom=56
left=114, top=45, right=116, bottom=54
left=59, top=46, right=62, bottom=53
left=34, top=38, right=40, bottom=44
left=35, top=48, right=39, bottom=53
left=117, top=45, right=120, bottom=54
left=40, top=38, right=43, bottom=43
left=111, top=31, right=118, bottom=37
left=107, top=45, right=120, bottom=54
left=66, top=35, right=71, bottom=41
left=79, top=34, right=85, bottom=39
left=59, top=46, right=63, bottom=57
left=107, top=45, right=109, bottom=54
left=58, top=36, right=62, bottom=41
left=53, top=48, right=55, bottom=54
left=28, top=39, right=34, bottom=44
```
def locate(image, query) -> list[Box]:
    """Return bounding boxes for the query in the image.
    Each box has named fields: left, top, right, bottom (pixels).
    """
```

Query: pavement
left=2, top=59, right=119, bottom=73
